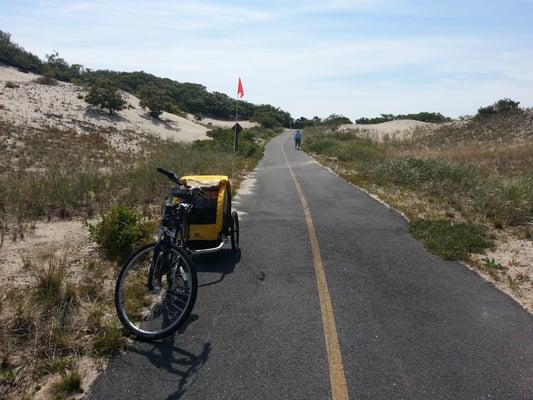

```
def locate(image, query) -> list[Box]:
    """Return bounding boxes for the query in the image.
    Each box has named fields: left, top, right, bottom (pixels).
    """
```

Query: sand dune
left=339, top=119, right=436, bottom=140
left=199, top=116, right=259, bottom=129
left=0, top=64, right=209, bottom=150
left=0, top=65, right=39, bottom=82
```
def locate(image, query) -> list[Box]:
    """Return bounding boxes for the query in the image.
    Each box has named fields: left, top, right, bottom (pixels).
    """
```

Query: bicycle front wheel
left=115, top=242, right=197, bottom=340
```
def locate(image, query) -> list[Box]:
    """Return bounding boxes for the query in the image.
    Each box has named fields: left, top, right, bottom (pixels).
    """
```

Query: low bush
left=4, top=81, right=19, bottom=89
left=194, top=127, right=261, bottom=157
left=89, top=205, right=153, bottom=262
left=483, top=257, right=505, bottom=280
left=306, top=136, right=339, bottom=155
left=375, top=158, right=478, bottom=195
left=477, top=98, right=521, bottom=117
left=50, top=370, right=82, bottom=399
left=337, top=139, right=388, bottom=164
left=34, top=75, right=58, bottom=85
left=85, top=80, right=126, bottom=115
left=473, top=176, right=533, bottom=226
left=35, top=264, right=66, bottom=307
left=92, top=324, right=127, bottom=355
left=322, top=114, right=352, bottom=128
left=408, top=219, right=492, bottom=260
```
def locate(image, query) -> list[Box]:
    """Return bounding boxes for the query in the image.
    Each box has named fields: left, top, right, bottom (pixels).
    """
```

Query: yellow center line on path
left=281, top=136, right=350, bottom=400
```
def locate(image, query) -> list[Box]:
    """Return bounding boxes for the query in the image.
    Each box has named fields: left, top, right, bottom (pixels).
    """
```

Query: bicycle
left=114, top=167, right=201, bottom=340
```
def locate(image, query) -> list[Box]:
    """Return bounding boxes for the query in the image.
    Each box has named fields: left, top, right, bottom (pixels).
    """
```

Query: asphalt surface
left=88, top=131, right=533, bottom=400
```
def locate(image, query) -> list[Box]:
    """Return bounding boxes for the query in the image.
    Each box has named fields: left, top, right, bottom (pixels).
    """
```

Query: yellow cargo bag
left=179, top=175, right=230, bottom=241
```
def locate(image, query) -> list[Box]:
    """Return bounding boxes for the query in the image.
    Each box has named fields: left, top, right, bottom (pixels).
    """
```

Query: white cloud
left=1, top=0, right=532, bottom=117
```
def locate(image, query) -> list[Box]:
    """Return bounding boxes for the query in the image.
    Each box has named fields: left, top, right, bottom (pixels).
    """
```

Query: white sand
left=0, top=65, right=209, bottom=150
left=472, top=234, right=533, bottom=313
left=0, top=220, right=95, bottom=290
left=339, top=119, right=436, bottom=140
left=189, top=114, right=259, bottom=129
left=0, top=64, right=39, bottom=82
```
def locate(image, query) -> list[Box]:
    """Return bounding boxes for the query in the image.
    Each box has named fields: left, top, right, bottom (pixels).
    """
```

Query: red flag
left=237, top=77, right=244, bottom=98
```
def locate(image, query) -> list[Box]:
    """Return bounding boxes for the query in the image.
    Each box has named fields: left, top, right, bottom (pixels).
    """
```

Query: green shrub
left=409, top=219, right=492, bottom=260
left=85, top=80, right=126, bottom=115
left=4, top=81, right=18, bottom=89
left=194, top=127, right=259, bottom=157
left=138, top=85, right=174, bottom=118
left=337, top=139, right=387, bottom=163
left=477, top=98, right=521, bottom=116
left=0, top=30, right=44, bottom=74
left=34, top=75, right=58, bottom=85
left=92, top=324, right=127, bottom=355
left=375, top=158, right=477, bottom=195
left=305, top=133, right=386, bottom=164
left=473, top=176, right=533, bottom=226
left=50, top=370, right=82, bottom=399
left=306, top=136, right=338, bottom=155
left=483, top=257, right=505, bottom=280
left=34, top=264, right=79, bottom=323
left=0, top=367, right=19, bottom=385
left=10, top=298, right=34, bottom=337
left=41, top=357, right=75, bottom=375
left=322, top=114, right=352, bottom=128
left=35, top=264, right=65, bottom=306
left=250, top=104, right=291, bottom=128
left=89, top=205, right=153, bottom=261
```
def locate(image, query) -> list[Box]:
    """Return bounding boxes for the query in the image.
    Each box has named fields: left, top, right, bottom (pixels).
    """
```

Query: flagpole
left=231, top=82, right=239, bottom=181
left=235, top=95, right=239, bottom=124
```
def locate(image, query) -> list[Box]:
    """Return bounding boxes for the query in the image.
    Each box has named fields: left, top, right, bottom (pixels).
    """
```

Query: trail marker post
left=232, top=122, right=243, bottom=152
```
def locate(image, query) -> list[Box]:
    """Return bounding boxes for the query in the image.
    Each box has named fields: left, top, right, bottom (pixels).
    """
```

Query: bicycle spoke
left=117, top=244, right=196, bottom=338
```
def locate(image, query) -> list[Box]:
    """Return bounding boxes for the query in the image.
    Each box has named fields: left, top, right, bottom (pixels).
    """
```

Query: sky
left=1, top=0, right=532, bottom=119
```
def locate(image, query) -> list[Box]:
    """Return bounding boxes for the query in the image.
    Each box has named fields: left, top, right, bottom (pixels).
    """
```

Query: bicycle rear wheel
left=115, top=242, right=197, bottom=340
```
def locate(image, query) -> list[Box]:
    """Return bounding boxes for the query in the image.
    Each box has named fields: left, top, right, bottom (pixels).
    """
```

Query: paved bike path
left=89, top=131, right=533, bottom=399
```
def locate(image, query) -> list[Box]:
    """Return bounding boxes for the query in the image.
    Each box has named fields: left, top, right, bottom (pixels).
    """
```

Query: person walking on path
left=294, top=129, right=302, bottom=150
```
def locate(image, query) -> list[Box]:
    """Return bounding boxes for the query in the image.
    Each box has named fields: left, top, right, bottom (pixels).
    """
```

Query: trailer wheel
left=230, top=211, right=239, bottom=252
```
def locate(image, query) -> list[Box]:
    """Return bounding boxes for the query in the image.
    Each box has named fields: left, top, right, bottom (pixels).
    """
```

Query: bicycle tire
left=115, top=242, right=197, bottom=340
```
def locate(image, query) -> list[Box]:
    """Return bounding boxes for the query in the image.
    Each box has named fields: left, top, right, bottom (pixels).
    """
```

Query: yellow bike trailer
left=179, top=175, right=239, bottom=254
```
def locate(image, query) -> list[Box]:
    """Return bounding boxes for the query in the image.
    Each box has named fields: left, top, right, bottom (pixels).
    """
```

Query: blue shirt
left=294, top=131, right=302, bottom=140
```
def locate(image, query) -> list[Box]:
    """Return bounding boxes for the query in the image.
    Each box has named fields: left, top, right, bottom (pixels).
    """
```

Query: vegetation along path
left=88, top=131, right=533, bottom=399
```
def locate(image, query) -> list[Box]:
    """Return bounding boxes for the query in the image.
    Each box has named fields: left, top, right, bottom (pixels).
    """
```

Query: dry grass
left=398, top=141, right=533, bottom=175
left=305, top=111, right=533, bottom=229
left=0, top=121, right=275, bottom=238
left=0, top=253, right=123, bottom=399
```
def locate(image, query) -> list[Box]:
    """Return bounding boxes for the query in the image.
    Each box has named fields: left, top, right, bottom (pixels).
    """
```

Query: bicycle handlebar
left=157, top=167, right=205, bottom=202
left=156, top=167, right=179, bottom=183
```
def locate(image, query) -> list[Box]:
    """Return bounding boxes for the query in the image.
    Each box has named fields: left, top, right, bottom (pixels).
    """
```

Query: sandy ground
left=33, top=356, right=103, bottom=400
left=0, top=220, right=96, bottom=290
left=184, top=114, right=259, bottom=129
left=0, top=65, right=209, bottom=150
left=0, top=65, right=39, bottom=82
left=338, top=119, right=436, bottom=140
left=200, top=117, right=259, bottom=129
left=0, top=219, right=107, bottom=398
left=471, top=233, right=533, bottom=313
